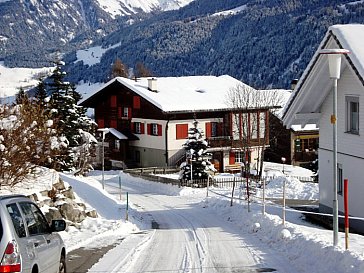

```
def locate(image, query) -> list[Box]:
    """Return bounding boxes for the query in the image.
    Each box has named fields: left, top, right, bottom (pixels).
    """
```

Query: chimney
left=290, top=79, right=298, bottom=90
left=148, top=78, right=158, bottom=92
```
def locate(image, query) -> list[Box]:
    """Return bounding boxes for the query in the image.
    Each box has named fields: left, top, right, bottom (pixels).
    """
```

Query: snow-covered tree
left=47, top=59, right=97, bottom=172
left=179, top=120, right=215, bottom=182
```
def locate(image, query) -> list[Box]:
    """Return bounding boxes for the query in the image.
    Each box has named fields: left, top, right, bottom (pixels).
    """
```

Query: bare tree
left=226, top=84, right=285, bottom=178
left=111, top=58, right=128, bottom=78
left=0, top=101, right=59, bottom=187
left=135, top=62, right=153, bottom=78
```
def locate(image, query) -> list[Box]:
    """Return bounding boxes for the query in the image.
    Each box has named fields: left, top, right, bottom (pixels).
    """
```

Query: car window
left=7, top=204, right=26, bottom=238
left=19, top=202, right=50, bottom=236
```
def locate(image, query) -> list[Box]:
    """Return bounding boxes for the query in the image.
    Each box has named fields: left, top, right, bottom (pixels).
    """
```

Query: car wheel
left=59, top=254, right=66, bottom=273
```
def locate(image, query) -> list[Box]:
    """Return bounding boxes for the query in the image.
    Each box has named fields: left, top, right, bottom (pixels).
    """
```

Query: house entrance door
left=212, top=152, right=223, bottom=173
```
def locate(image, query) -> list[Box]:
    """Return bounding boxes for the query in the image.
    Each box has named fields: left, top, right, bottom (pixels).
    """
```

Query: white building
left=283, top=24, right=364, bottom=232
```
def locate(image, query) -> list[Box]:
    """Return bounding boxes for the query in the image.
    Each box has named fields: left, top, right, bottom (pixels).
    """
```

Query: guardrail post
left=125, top=192, right=129, bottom=221
left=344, top=178, right=349, bottom=250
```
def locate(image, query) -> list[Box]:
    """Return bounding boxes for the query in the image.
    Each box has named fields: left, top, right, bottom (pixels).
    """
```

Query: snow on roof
left=108, top=128, right=128, bottom=140
left=330, top=24, right=364, bottom=80
left=282, top=24, right=364, bottom=127
left=83, top=75, right=287, bottom=113
left=117, top=75, right=245, bottom=112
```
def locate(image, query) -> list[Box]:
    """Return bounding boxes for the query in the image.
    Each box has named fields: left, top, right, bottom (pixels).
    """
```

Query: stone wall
left=28, top=177, right=98, bottom=228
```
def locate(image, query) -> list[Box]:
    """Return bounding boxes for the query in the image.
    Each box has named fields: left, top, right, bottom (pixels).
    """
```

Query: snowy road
left=88, top=175, right=297, bottom=273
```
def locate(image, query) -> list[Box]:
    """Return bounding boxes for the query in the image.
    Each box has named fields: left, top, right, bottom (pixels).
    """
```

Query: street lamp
left=320, top=48, right=350, bottom=246
left=281, top=157, right=286, bottom=174
left=98, top=128, right=109, bottom=189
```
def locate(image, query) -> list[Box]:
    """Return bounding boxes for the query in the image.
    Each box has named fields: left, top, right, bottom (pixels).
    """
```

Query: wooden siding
left=319, top=67, right=364, bottom=158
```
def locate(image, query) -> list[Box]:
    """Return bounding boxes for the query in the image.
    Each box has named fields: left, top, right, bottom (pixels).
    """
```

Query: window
left=176, top=124, right=188, bottom=139
left=123, top=107, right=129, bottom=118
left=346, top=96, right=359, bottom=134
left=19, top=202, right=50, bottom=236
left=338, top=164, right=343, bottom=195
left=211, top=122, right=218, bottom=137
left=7, top=204, right=26, bottom=238
left=250, top=113, right=258, bottom=139
left=152, top=124, right=159, bottom=136
left=115, top=140, right=120, bottom=150
left=235, top=151, right=244, bottom=163
left=259, top=112, right=266, bottom=139
left=135, top=122, right=141, bottom=134
left=147, top=123, right=162, bottom=136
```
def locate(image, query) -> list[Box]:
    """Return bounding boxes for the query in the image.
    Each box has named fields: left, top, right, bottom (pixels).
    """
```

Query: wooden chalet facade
left=80, top=75, right=276, bottom=172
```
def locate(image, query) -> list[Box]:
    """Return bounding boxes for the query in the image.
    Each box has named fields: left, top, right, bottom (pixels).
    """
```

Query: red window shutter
left=141, top=123, right=145, bottom=134
left=131, top=122, right=135, bottom=132
left=158, top=124, right=162, bottom=136
left=111, top=95, right=117, bottom=107
left=205, top=122, right=212, bottom=138
left=147, top=124, right=151, bottom=135
left=118, top=107, right=122, bottom=118
left=110, top=119, right=117, bottom=128
left=128, top=108, right=132, bottom=119
left=176, top=124, right=188, bottom=139
left=133, top=96, right=140, bottom=109
left=97, top=119, right=105, bottom=128
left=217, top=123, right=223, bottom=136
left=229, top=151, right=235, bottom=164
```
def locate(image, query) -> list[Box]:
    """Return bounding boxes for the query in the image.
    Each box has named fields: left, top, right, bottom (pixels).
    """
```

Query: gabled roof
left=81, top=75, right=280, bottom=114
left=282, top=24, right=364, bottom=128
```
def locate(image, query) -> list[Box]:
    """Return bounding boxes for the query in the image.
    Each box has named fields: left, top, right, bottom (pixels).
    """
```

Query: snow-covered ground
left=1, top=165, right=364, bottom=272
left=59, top=167, right=363, bottom=272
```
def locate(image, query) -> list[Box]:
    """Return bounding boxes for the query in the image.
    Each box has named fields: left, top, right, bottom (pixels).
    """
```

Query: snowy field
left=0, top=166, right=364, bottom=272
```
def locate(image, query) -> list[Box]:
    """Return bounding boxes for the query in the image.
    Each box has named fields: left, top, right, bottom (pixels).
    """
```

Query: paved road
left=67, top=245, right=116, bottom=273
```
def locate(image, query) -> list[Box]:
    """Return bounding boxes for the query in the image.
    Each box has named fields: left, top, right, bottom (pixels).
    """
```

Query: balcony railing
left=207, top=136, right=232, bottom=147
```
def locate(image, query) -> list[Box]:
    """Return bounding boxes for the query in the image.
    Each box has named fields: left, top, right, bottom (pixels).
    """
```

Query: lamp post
left=320, top=48, right=349, bottom=246
left=281, top=157, right=286, bottom=174
left=98, top=128, right=109, bottom=189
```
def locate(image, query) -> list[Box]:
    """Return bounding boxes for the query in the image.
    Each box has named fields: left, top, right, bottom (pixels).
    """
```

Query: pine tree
left=15, top=87, right=28, bottom=105
left=47, top=58, right=96, bottom=172
left=34, top=77, right=48, bottom=108
left=179, top=120, right=215, bottom=183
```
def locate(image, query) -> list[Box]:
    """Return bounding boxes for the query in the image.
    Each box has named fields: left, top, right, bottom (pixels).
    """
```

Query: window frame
left=346, top=96, right=359, bottom=135
left=135, top=122, right=141, bottom=134
left=152, top=123, right=158, bottom=136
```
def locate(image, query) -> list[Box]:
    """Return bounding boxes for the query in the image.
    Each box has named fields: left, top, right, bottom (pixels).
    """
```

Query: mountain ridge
left=1, top=0, right=364, bottom=89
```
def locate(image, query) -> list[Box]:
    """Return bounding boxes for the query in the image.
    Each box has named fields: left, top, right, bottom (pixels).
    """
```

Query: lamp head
left=320, top=49, right=350, bottom=79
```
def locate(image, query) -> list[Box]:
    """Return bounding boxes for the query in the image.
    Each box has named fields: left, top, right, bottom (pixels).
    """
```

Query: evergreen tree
left=34, top=77, right=48, bottom=108
left=15, top=87, right=28, bottom=105
left=179, top=120, right=215, bottom=182
left=47, top=58, right=96, bottom=172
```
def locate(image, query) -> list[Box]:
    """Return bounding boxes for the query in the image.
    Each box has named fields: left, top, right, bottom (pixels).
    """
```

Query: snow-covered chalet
left=283, top=24, right=364, bottom=232
left=81, top=75, right=279, bottom=173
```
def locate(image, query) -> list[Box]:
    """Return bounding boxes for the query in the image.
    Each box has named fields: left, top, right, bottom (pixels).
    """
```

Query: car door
left=19, top=202, right=58, bottom=273
left=6, top=203, right=33, bottom=272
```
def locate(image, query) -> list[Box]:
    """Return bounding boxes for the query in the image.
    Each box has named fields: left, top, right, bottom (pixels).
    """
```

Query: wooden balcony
left=207, top=136, right=233, bottom=147
left=207, top=136, right=269, bottom=148
left=294, top=150, right=317, bottom=162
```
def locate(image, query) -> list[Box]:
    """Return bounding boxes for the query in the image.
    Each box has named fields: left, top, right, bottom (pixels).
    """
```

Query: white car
left=0, top=194, right=66, bottom=273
